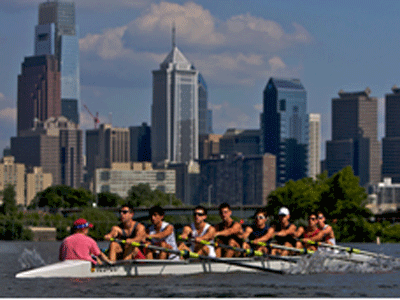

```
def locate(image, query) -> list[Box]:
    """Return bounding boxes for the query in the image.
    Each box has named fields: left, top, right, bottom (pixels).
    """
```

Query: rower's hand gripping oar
left=178, top=236, right=298, bottom=263
left=179, top=235, right=263, bottom=257
left=110, top=238, right=285, bottom=274
left=252, top=240, right=315, bottom=255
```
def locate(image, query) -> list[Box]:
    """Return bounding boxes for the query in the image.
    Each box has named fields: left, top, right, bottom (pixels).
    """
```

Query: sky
left=0, top=0, right=398, bottom=159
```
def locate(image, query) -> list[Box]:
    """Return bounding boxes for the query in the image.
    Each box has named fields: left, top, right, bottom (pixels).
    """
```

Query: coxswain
left=242, top=208, right=275, bottom=254
left=271, top=207, right=297, bottom=256
left=145, top=205, right=179, bottom=260
left=214, top=203, right=243, bottom=257
left=178, top=205, right=216, bottom=257
left=104, top=203, right=146, bottom=261
left=59, top=218, right=110, bottom=265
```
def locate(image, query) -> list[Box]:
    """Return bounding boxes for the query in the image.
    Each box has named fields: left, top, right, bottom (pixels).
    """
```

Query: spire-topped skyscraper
left=35, top=0, right=80, bottom=125
left=151, top=26, right=199, bottom=163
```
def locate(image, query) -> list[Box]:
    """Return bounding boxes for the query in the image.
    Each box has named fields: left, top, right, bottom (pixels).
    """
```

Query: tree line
left=1, top=167, right=400, bottom=242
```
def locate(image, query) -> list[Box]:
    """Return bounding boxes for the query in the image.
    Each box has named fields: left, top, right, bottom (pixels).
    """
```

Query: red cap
left=73, top=218, right=93, bottom=229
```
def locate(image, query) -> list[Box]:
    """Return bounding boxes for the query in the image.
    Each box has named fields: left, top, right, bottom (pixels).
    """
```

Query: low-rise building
left=94, top=162, right=175, bottom=198
left=0, top=156, right=25, bottom=205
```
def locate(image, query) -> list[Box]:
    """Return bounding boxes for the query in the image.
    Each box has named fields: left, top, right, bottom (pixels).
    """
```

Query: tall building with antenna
left=151, top=26, right=199, bottom=164
left=35, top=0, right=80, bottom=125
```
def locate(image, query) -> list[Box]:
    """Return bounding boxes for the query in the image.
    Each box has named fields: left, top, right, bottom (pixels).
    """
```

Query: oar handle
left=252, top=240, right=314, bottom=255
left=110, top=238, right=200, bottom=259
left=179, top=235, right=265, bottom=257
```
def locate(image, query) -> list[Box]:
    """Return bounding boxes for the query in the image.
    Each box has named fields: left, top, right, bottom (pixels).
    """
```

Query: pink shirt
left=59, top=233, right=101, bottom=264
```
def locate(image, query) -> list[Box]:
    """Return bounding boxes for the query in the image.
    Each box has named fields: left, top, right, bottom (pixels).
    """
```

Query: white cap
left=278, top=207, right=290, bottom=216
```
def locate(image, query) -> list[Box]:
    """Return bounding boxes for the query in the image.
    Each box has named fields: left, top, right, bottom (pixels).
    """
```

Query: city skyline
left=0, top=0, right=396, bottom=159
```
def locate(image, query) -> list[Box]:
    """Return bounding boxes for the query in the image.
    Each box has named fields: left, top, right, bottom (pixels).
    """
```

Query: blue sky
left=0, top=0, right=397, bottom=159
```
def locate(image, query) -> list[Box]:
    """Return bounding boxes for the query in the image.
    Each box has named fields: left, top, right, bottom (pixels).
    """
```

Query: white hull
left=15, top=252, right=379, bottom=279
left=15, top=258, right=296, bottom=278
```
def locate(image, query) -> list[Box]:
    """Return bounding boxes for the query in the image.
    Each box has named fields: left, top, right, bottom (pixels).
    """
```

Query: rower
left=104, top=203, right=146, bottom=261
left=242, top=208, right=275, bottom=254
left=178, top=205, right=216, bottom=257
left=59, top=218, right=110, bottom=265
left=214, top=203, right=243, bottom=257
left=297, top=212, right=321, bottom=251
left=145, top=205, right=179, bottom=260
left=271, top=207, right=297, bottom=256
left=302, top=211, right=337, bottom=248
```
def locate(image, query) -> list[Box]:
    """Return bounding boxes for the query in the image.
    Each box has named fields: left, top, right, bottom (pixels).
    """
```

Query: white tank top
left=148, top=221, right=179, bottom=260
left=322, top=224, right=336, bottom=245
left=190, top=222, right=216, bottom=257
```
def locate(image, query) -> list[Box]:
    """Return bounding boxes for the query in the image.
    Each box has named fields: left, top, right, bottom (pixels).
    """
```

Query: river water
left=3, top=241, right=400, bottom=297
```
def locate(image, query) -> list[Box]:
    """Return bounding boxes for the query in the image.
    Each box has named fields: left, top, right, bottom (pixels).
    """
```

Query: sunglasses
left=309, top=217, right=317, bottom=221
left=318, top=216, right=324, bottom=219
left=193, top=212, right=205, bottom=217
left=255, top=215, right=266, bottom=220
left=119, top=210, right=130, bottom=214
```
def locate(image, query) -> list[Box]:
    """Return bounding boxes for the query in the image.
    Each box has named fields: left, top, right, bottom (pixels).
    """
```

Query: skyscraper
left=151, top=29, right=199, bottom=164
left=129, top=123, right=151, bottom=162
left=262, top=78, right=308, bottom=186
left=382, top=86, right=400, bottom=182
left=326, top=88, right=381, bottom=186
left=308, top=113, right=321, bottom=179
left=198, top=73, right=212, bottom=135
left=35, top=0, right=80, bottom=125
left=86, top=124, right=130, bottom=181
left=17, top=55, right=61, bottom=135
left=11, top=116, right=83, bottom=187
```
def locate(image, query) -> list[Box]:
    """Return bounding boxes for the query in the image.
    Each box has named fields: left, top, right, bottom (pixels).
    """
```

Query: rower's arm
left=275, top=224, right=296, bottom=236
left=104, top=226, right=121, bottom=241
left=307, top=225, right=333, bottom=242
left=215, top=222, right=242, bottom=237
left=241, top=226, right=253, bottom=240
left=126, top=223, right=146, bottom=243
left=254, top=227, right=275, bottom=243
left=179, top=226, right=193, bottom=240
left=148, top=224, right=174, bottom=240
left=198, top=225, right=216, bottom=242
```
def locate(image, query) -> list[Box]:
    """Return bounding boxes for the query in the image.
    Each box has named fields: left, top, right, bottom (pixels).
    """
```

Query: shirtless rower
left=242, top=208, right=275, bottom=254
left=178, top=205, right=216, bottom=257
left=296, top=212, right=321, bottom=251
left=271, top=207, right=297, bottom=256
left=214, top=203, right=243, bottom=257
left=145, top=205, right=179, bottom=260
left=104, top=203, right=146, bottom=261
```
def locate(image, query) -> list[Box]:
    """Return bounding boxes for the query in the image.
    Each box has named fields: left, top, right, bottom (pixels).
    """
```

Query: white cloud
left=0, top=107, right=16, bottom=123
left=211, top=101, right=260, bottom=133
left=79, top=1, right=313, bottom=89
left=0, top=93, right=5, bottom=101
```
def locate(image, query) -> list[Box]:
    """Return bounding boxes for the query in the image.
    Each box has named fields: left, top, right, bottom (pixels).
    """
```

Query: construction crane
left=83, top=104, right=100, bottom=129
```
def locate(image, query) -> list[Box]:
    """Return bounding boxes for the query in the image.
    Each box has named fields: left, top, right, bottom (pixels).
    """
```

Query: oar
left=299, top=239, right=398, bottom=260
left=179, top=236, right=298, bottom=263
left=109, top=238, right=285, bottom=274
left=252, top=241, right=315, bottom=255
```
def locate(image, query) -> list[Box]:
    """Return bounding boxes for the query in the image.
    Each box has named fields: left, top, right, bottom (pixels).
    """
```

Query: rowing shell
left=16, top=257, right=297, bottom=278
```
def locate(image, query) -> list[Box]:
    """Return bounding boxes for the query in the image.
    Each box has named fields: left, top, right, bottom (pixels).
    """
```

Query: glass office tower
left=35, top=0, right=80, bottom=125
left=152, top=43, right=199, bottom=164
left=262, top=78, right=308, bottom=186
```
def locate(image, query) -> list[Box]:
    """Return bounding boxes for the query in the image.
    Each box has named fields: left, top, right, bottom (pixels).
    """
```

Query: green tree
left=266, top=167, right=372, bottom=241
left=30, top=186, right=94, bottom=208
left=126, top=183, right=182, bottom=207
left=1, top=184, right=18, bottom=215
left=96, top=192, right=123, bottom=207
